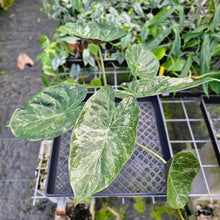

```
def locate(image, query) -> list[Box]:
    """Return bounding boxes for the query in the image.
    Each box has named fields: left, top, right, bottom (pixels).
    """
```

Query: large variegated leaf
left=126, top=44, right=159, bottom=78
left=69, top=86, right=140, bottom=203
left=167, top=151, right=200, bottom=209
left=57, top=22, right=128, bottom=44
left=8, top=84, right=87, bottom=141
left=121, top=76, right=220, bottom=98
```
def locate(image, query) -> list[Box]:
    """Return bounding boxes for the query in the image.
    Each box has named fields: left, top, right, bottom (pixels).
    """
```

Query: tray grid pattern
left=51, top=101, right=167, bottom=196
left=31, top=96, right=220, bottom=204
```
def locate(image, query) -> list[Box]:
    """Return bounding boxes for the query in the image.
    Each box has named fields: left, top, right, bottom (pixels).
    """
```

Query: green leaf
left=153, top=48, right=166, bottom=61
left=42, top=56, right=56, bottom=76
left=90, top=77, right=102, bottom=86
left=168, top=60, right=186, bottom=72
left=167, top=151, right=200, bottom=209
left=120, top=33, right=131, bottom=49
left=39, top=35, right=50, bottom=48
left=111, top=52, right=125, bottom=65
left=212, top=44, right=220, bottom=56
left=140, top=27, right=149, bottom=42
left=209, top=74, right=220, bottom=94
left=82, top=48, right=90, bottom=66
left=126, top=44, right=159, bottom=79
left=145, top=26, right=173, bottom=51
left=200, top=34, right=210, bottom=75
left=51, top=57, right=66, bottom=71
left=57, top=22, right=128, bottom=44
left=73, top=0, right=82, bottom=11
left=179, top=55, right=192, bottom=78
left=62, top=78, right=76, bottom=84
left=212, top=4, right=220, bottom=31
left=121, top=76, right=220, bottom=98
left=88, top=43, right=99, bottom=56
left=145, top=6, right=184, bottom=28
left=133, top=3, right=144, bottom=17
left=183, top=39, right=199, bottom=49
left=8, top=84, right=87, bottom=141
left=69, top=86, right=140, bottom=203
left=171, top=27, right=181, bottom=57
left=69, top=63, right=81, bottom=79
left=163, top=58, right=186, bottom=72
left=41, top=74, right=50, bottom=87
left=57, top=36, right=78, bottom=44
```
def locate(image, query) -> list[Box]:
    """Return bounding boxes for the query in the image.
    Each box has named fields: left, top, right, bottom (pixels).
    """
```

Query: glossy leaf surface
left=126, top=44, right=159, bottom=79
left=167, top=151, right=200, bottom=209
left=57, top=22, right=128, bottom=44
left=9, top=84, right=87, bottom=141
left=69, top=86, right=140, bottom=203
left=121, top=76, right=220, bottom=98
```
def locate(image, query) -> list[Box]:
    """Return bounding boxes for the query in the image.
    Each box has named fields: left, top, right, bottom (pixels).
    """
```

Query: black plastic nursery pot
left=45, top=95, right=171, bottom=198
left=201, top=95, right=220, bottom=164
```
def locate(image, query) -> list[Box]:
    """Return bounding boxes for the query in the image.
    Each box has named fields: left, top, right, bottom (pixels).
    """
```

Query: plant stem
left=177, top=209, right=185, bottom=220
left=98, top=45, right=107, bottom=86
left=194, top=71, right=220, bottom=79
left=136, top=142, right=167, bottom=164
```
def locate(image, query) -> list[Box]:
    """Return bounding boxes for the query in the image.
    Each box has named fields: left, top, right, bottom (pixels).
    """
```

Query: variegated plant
left=8, top=22, right=220, bottom=213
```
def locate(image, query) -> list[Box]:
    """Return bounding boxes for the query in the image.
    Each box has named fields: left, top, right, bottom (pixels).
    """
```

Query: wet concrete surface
left=0, top=0, right=58, bottom=219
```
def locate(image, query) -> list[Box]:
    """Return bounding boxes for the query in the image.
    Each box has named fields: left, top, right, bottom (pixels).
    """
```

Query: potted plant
left=39, top=1, right=220, bottom=95
left=8, top=21, right=220, bottom=218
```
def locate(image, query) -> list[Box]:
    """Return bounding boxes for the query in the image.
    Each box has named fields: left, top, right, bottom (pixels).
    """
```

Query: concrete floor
left=0, top=1, right=58, bottom=219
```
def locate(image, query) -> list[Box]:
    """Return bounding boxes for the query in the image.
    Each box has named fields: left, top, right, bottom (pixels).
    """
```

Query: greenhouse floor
left=0, top=0, right=58, bottom=219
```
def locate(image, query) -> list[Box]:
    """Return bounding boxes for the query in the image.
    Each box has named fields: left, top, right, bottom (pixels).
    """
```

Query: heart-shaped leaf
left=69, top=86, right=140, bottom=203
left=126, top=44, right=159, bottom=79
left=8, top=84, right=87, bottom=141
left=121, top=76, right=220, bottom=98
left=167, top=151, right=200, bottom=209
left=57, top=22, right=128, bottom=44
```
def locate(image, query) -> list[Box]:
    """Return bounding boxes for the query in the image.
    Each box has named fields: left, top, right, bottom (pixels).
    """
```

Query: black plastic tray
left=201, top=95, right=220, bottom=164
left=45, top=96, right=171, bottom=197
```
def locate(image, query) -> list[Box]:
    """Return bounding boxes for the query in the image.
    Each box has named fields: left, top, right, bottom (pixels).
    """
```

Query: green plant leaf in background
left=57, top=21, right=128, bottom=44
left=8, top=84, right=87, bottom=141
left=153, top=48, right=166, bottom=61
left=200, top=34, right=211, bottom=76
left=39, top=35, right=50, bottom=48
left=126, top=44, right=159, bottom=79
left=170, top=27, right=181, bottom=57
left=69, top=63, right=81, bottom=79
left=121, top=32, right=132, bottom=49
left=120, top=76, right=220, bottom=98
left=41, top=74, right=50, bottom=87
left=88, top=43, right=99, bottom=56
left=82, top=48, right=90, bottom=66
left=73, top=0, right=82, bottom=11
left=167, top=151, right=200, bottom=209
left=145, top=26, right=173, bottom=51
left=141, top=27, right=149, bottom=42
left=179, top=55, right=192, bottom=78
left=145, top=6, right=184, bottom=29
left=51, top=56, right=66, bottom=71
left=90, top=77, right=102, bottom=86
left=69, top=86, right=140, bottom=203
left=211, top=4, right=220, bottom=31
left=42, top=56, right=56, bottom=76
left=209, top=74, right=220, bottom=94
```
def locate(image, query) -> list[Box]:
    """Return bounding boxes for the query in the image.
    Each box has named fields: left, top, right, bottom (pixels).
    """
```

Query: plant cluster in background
left=0, top=0, right=15, bottom=10
left=38, top=0, right=220, bottom=94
